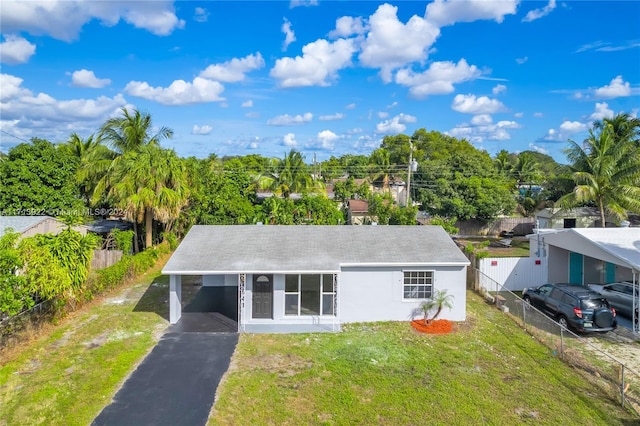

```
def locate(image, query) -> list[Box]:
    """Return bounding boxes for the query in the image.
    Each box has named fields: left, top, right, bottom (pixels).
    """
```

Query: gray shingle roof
left=163, top=225, right=470, bottom=274
left=0, top=216, right=53, bottom=238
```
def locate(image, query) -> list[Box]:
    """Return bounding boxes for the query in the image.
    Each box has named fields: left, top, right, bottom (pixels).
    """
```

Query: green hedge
left=84, top=243, right=171, bottom=301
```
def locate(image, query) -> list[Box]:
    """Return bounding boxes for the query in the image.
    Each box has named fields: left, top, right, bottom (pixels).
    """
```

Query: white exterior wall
left=479, top=257, right=547, bottom=291
left=243, top=273, right=339, bottom=332
left=548, top=246, right=569, bottom=283
left=339, top=265, right=466, bottom=323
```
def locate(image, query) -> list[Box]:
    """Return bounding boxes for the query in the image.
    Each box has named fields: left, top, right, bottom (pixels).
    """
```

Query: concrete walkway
left=92, top=331, right=238, bottom=426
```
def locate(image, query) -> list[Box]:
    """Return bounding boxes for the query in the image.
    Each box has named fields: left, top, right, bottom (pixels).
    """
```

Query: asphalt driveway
left=92, top=331, right=238, bottom=426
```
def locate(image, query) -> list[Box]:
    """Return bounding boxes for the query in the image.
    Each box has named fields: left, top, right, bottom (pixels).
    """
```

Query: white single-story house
left=535, top=207, right=618, bottom=229
left=162, top=225, right=470, bottom=333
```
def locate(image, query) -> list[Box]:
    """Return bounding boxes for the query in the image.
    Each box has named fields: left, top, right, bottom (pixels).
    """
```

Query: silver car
left=589, top=282, right=639, bottom=326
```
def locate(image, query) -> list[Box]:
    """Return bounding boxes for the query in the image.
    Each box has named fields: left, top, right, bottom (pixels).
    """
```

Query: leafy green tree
left=294, top=195, right=343, bottom=225
left=389, top=205, right=418, bottom=225
left=0, top=230, right=33, bottom=316
left=319, top=156, right=346, bottom=182
left=182, top=157, right=255, bottom=227
left=368, top=148, right=393, bottom=191
left=340, top=154, right=370, bottom=179
left=18, top=228, right=99, bottom=303
left=255, top=197, right=295, bottom=225
left=559, top=121, right=640, bottom=226
left=368, top=193, right=394, bottom=225
left=333, top=176, right=370, bottom=206
left=0, top=138, right=85, bottom=214
left=412, top=132, right=515, bottom=221
left=98, top=108, right=173, bottom=154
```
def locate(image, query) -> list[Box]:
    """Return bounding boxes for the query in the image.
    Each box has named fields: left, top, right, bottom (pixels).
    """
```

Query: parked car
left=522, top=283, right=617, bottom=332
left=588, top=282, right=639, bottom=326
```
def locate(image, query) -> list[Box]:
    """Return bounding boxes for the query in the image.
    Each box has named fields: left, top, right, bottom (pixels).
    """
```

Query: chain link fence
left=471, top=266, right=640, bottom=416
left=0, top=300, right=57, bottom=349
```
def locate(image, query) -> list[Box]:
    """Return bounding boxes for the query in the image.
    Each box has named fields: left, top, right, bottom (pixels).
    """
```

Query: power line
left=0, top=129, right=30, bottom=144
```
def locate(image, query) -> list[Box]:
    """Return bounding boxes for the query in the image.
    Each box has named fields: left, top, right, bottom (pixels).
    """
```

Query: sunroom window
left=285, top=274, right=335, bottom=316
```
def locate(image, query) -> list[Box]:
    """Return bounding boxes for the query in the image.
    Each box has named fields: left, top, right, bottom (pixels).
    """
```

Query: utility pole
left=406, top=139, right=418, bottom=207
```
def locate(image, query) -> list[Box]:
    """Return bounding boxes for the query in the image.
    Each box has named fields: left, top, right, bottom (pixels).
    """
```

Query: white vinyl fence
left=479, top=256, right=547, bottom=291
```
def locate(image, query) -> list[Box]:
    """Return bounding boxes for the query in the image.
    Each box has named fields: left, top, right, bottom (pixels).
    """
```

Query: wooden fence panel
left=91, top=249, right=123, bottom=271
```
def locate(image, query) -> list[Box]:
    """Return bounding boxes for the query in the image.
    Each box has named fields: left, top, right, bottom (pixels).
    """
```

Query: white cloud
left=359, top=4, right=440, bottom=82
left=0, top=34, right=36, bottom=64
left=375, top=113, right=416, bottom=134
left=516, top=56, right=528, bottom=64
left=313, top=130, right=339, bottom=150
left=282, top=133, right=297, bottom=147
left=245, top=111, right=260, bottom=119
left=192, top=124, right=212, bottom=135
left=71, top=69, right=111, bottom=88
left=395, top=59, right=482, bottom=97
left=124, top=77, right=225, bottom=106
left=543, top=120, right=588, bottom=141
left=533, top=112, right=544, bottom=118
left=588, top=102, right=614, bottom=121
left=0, top=0, right=184, bottom=41
left=267, top=112, right=313, bottom=126
left=270, top=38, right=356, bottom=87
left=329, top=16, right=366, bottom=38
left=514, top=112, right=524, bottom=118
left=0, top=72, right=128, bottom=140
left=451, top=94, right=507, bottom=114
left=194, top=7, right=209, bottom=23
left=522, top=0, right=556, bottom=22
left=492, top=84, right=507, bottom=95
left=425, top=0, right=518, bottom=27
left=387, top=101, right=398, bottom=109
left=241, top=100, right=253, bottom=108
left=200, top=53, right=265, bottom=82
left=528, top=143, right=548, bottom=154
left=345, top=103, right=356, bottom=110
left=448, top=116, right=520, bottom=142
left=281, top=18, right=296, bottom=51
left=594, top=75, right=631, bottom=99
left=319, top=113, right=344, bottom=121
left=471, top=114, right=492, bottom=125
left=289, top=0, right=318, bottom=8
left=378, top=111, right=389, bottom=119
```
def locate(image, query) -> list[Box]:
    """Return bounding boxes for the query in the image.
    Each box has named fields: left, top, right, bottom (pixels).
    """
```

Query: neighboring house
left=162, top=225, right=470, bottom=333
left=528, top=228, right=640, bottom=286
left=535, top=207, right=618, bottom=229
left=347, top=199, right=370, bottom=225
left=0, top=215, right=85, bottom=239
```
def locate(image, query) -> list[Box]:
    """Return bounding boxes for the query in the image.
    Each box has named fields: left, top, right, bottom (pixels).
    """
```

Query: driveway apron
left=92, top=331, right=238, bottom=426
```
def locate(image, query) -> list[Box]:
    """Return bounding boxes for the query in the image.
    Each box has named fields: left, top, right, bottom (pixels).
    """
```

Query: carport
left=532, top=228, right=640, bottom=332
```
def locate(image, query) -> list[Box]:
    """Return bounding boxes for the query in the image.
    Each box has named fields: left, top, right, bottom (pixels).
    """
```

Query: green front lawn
left=210, top=291, right=637, bottom=425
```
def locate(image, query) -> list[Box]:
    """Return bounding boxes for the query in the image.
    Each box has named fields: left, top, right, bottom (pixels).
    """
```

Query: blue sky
left=1, top=0, right=638, bottom=163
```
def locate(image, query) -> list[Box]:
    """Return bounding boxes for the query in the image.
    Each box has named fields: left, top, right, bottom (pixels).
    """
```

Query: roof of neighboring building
left=85, top=219, right=133, bottom=234
left=535, top=207, right=603, bottom=219
left=533, top=228, right=640, bottom=271
left=163, top=225, right=470, bottom=274
left=347, top=199, right=368, bottom=213
left=0, top=216, right=57, bottom=237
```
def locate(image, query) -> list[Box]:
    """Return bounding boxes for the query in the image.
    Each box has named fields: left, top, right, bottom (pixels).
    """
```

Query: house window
left=403, top=271, right=433, bottom=299
left=285, top=274, right=336, bottom=316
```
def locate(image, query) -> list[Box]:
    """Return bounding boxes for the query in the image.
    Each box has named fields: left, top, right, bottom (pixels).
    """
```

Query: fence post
left=559, top=326, right=564, bottom=359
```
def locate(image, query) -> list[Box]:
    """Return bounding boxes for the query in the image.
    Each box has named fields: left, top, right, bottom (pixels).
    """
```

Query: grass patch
left=210, top=291, right=637, bottom=425
left=0, top=254, right=178, bottom=426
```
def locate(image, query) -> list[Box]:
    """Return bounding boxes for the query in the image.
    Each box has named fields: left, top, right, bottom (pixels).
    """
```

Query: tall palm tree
left=593, top=112, right=640, bottom=148
left=89, top=108, right=180, bottom=250
left=98, top=108, right=173, bottom=153
left=105, top=145, right=189, bottom=249
left=559, top=123, right=640, bottom=227
left=66, top=132, right=115, bottom=203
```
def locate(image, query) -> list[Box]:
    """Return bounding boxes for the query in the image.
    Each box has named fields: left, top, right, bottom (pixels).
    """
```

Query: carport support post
left=170, top=275, right=182, bottom=324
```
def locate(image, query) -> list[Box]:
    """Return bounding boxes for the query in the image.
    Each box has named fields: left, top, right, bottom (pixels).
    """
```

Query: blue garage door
left=569, top=252, right=583, bottom=284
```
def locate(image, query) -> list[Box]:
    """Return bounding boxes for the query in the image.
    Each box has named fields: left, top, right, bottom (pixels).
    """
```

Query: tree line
left=1, top=109, right=639, bottom=253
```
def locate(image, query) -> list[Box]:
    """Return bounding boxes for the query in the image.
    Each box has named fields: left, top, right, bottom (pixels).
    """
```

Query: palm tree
left=258, top=150, right=322, bottom=198
left=419, top=289, right=455, bottom=325
left=593, top=112, right=640, bottom=148
left=98, top=108, right=173, bottom=153
left=105, top=145, right=189, bottom=249
left=66, top=132, right=115, bottom=203
left=559, top=123, right=640, bottom=227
